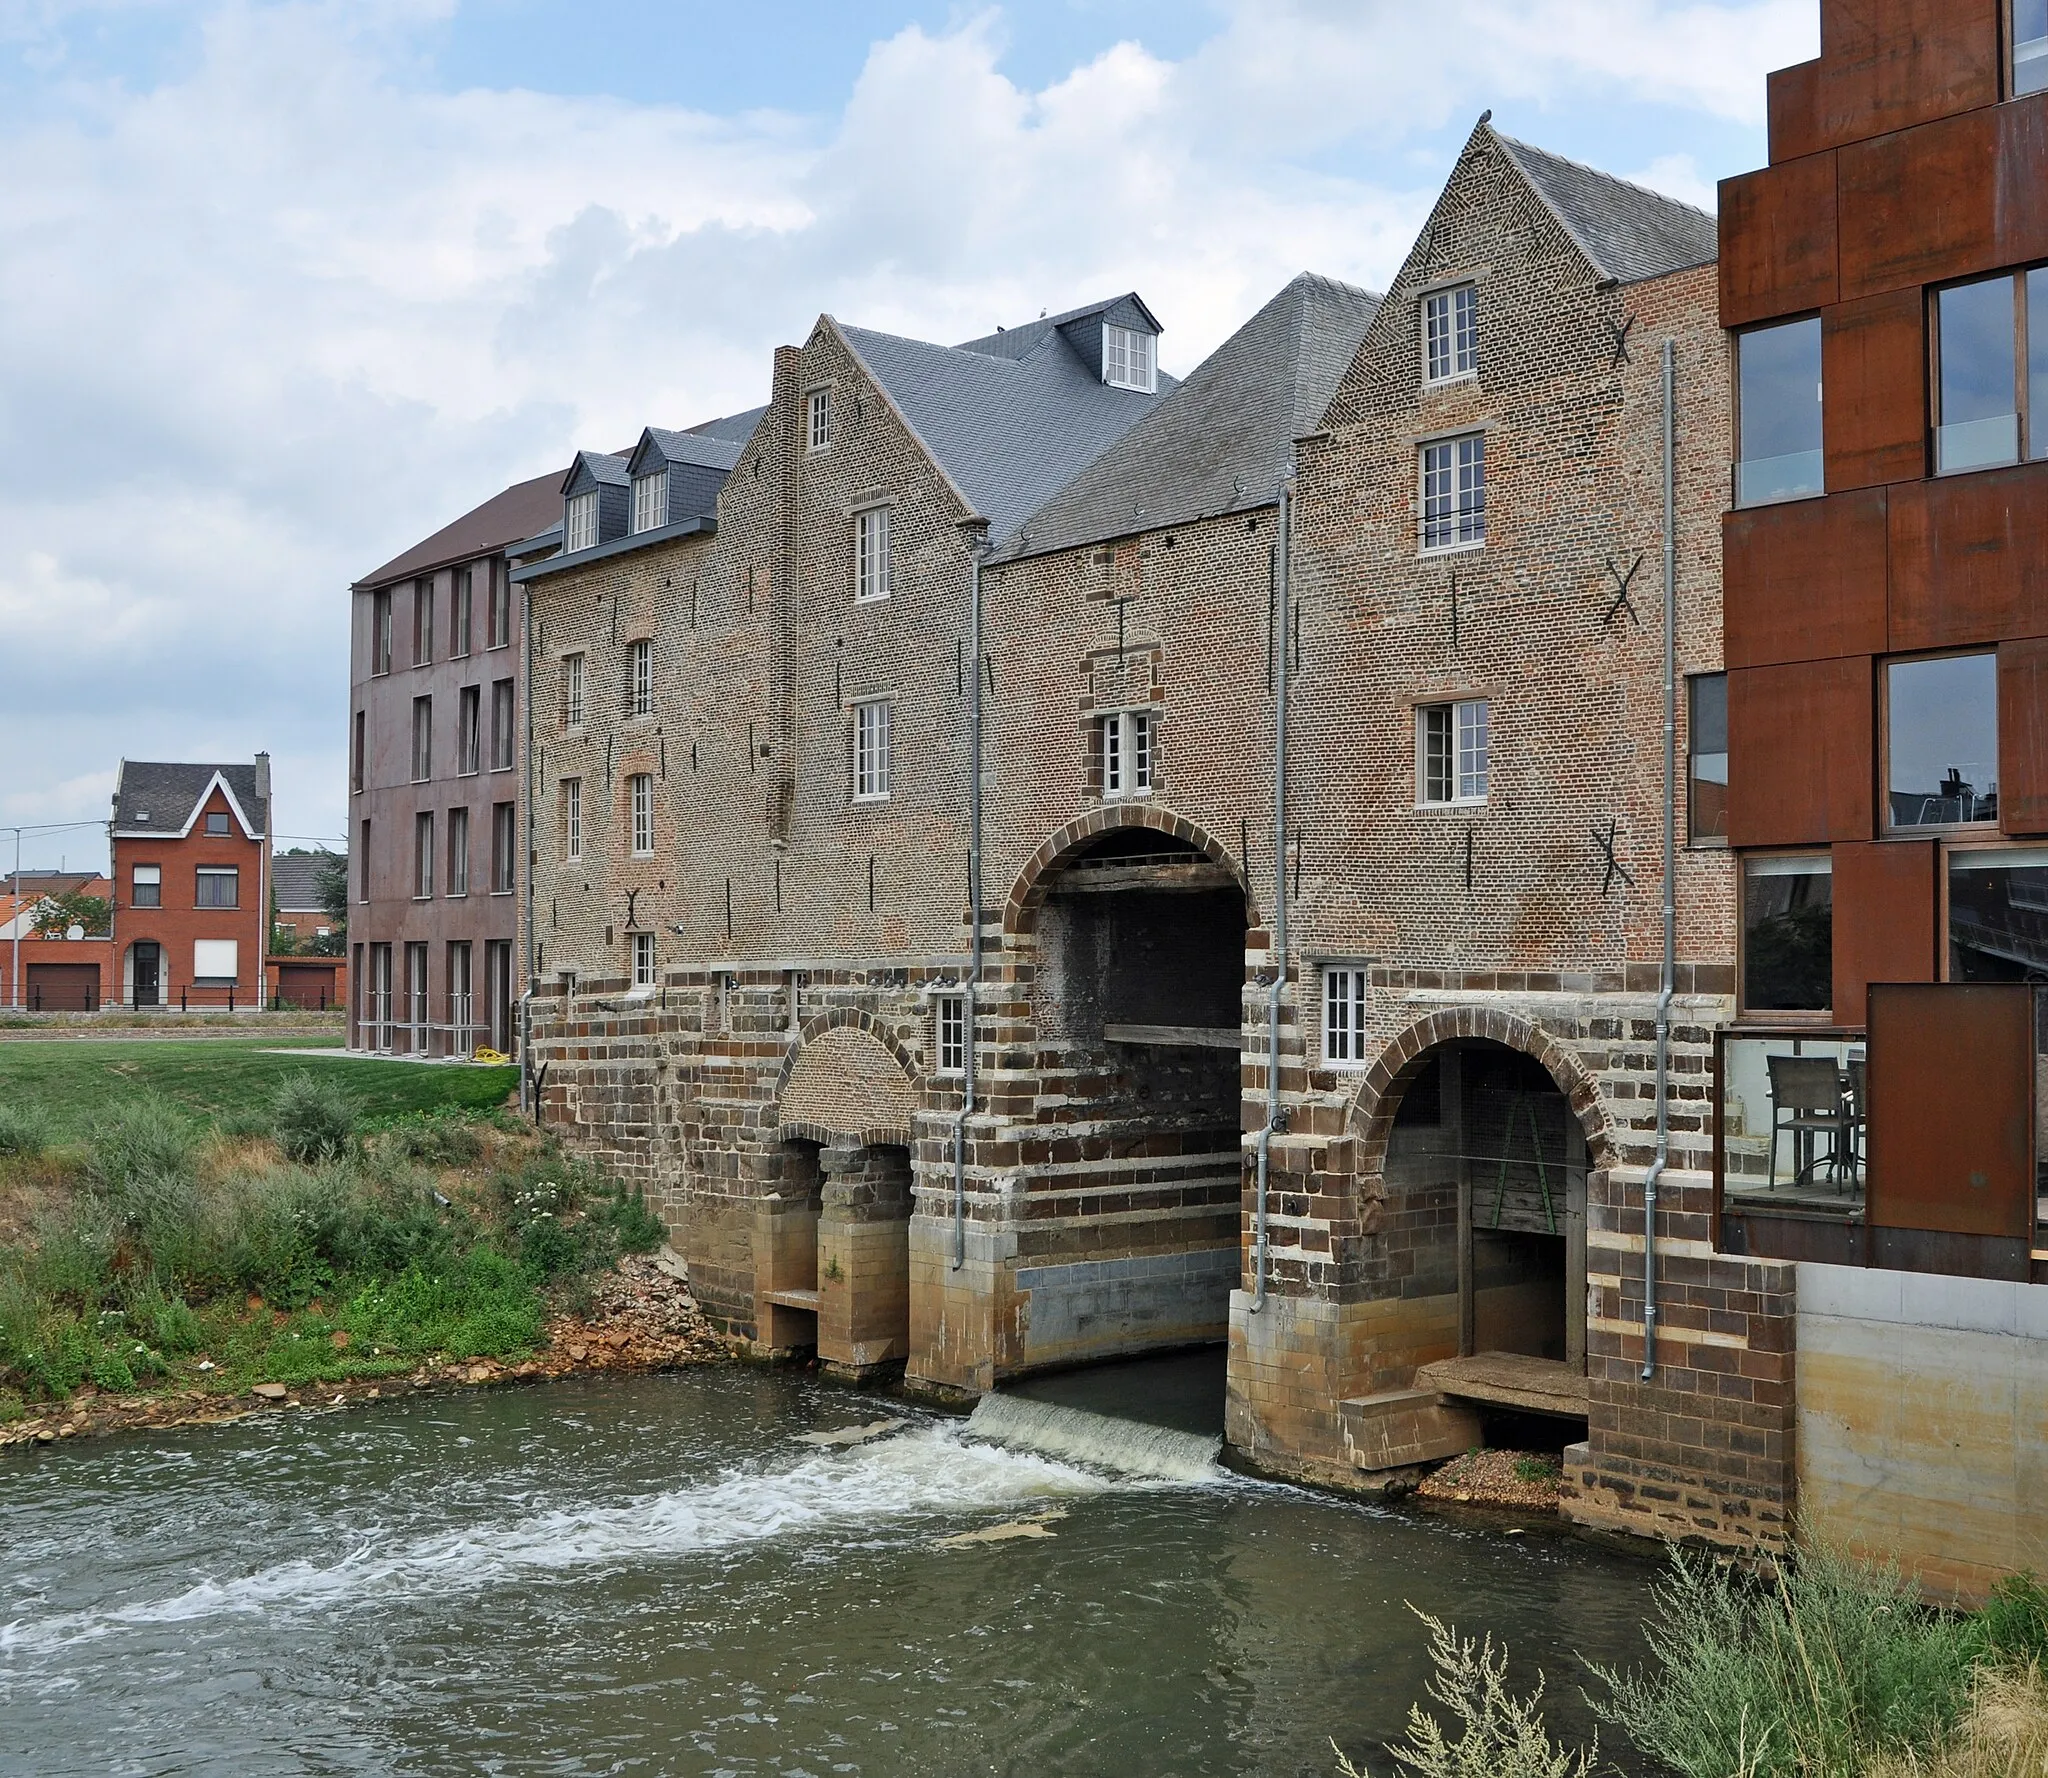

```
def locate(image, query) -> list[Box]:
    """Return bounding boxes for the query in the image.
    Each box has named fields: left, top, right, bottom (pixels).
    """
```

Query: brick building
left=1, top=872, right=113, bottom=1010
left=110, top=759, right=271, bottom=1009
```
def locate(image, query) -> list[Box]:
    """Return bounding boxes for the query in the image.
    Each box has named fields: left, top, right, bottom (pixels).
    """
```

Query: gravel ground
left=1415, top=1448, right=1563, bottom=1511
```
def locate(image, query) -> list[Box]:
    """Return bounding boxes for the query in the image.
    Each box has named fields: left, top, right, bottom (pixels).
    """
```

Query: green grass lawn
left=0, top=1039, right=517, bottom=1141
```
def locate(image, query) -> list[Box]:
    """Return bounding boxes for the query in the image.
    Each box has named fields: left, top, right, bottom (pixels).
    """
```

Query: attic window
left=205, top=812, right=230, bottom=837
left=566, top=491, right=599, bottom=553
left=632, top=471, right=666, bottom=535
left=1103, top=324, right=1156, bottom=393
left=807, top=388, right=832, bottom=454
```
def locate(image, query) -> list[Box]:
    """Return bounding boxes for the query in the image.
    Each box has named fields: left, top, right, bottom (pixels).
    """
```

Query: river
left=1, top=1356, right=1660, bottom=1776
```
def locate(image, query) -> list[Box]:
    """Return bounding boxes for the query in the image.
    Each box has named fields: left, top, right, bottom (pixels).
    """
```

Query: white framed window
left=130, top=864, right=161, bottom=909
left=192, top=939, right=238, bottom=984
left=566, top=490, right=599, bottom=553
left=561, top=777, right=583, bottom=861
left=1101, top=709, right=1153, bottom=798
left=1420, top=434, right=1486, bottom=551
left=1417, top=699, right=1489, bottom=806
left=632, top=931, right=656, bottom=990
left=853, top=698, right=891, bottom=802
left=632, top=470, right=666, bottom=535
left=628, top=638, right=653, bottom=717
left=1102, top=323, right=1157, bottom=392
left=806, top=387, right=832, bottom=453
left=560, top=652, right=585, bottom=729
left=855, top=505, right=891, bottom=603
left=936, top=993, right=966, bottom=1075
left=195, top=866, right=239, bottom=909
left=629, top=773, right=654, bottom=856
left=1423, top=284, right=1478, bottom=385
left=1322, top=966, right=1370, bottom=1066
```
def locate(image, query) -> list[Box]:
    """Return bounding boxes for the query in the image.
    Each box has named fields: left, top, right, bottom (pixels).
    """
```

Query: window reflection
left=2032, top=269, right=2048, bottom=461
left=1720, top=1032, right=1865, bottom=1206
left=1743, top=854, right=1833, bottom=1013
left=1689, top=673, right=1728, bottom=844
left=1886, top=654, right=1998, bottom=829
left=1736, top=318, right=1823, bottom=506
left=1949, top=849, right=2048, bottom=983
left=2018, top=0, right=2048, bottom=96
left=1937, top=277, right=2020, bottom=472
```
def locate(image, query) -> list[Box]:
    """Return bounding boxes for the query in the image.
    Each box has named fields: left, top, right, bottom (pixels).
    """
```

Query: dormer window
left=807, top=388, right=832, bottom=454
left=632, top=471, right=666, bottom=535
left=566, top=491, right=599, bottom=553
left=1103, top=324, right=1156, bottom=393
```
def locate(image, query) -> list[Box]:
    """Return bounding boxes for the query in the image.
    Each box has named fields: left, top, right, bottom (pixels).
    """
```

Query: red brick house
left=1, top=872, right=113, bottom=1009
left=110, top=758, right=271, bottom=1009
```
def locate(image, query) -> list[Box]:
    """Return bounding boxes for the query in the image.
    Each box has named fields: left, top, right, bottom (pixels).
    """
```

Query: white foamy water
left=966, top=1393, right=1223, bottom=1482
left=0, top=1420, right=1150, bottom=1657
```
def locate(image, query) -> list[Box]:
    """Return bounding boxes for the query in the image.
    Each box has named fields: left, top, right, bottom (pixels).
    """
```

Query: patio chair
left=1766, top=1053, right=1846, bottom=1190
left=1841, top=1056, right=1866, bottom=1191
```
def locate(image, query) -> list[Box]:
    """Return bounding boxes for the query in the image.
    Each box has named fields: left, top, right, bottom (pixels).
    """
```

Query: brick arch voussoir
left=1004, top=803, right=1255, bottom=939
left=773, top=1006, right=925, bottom=1100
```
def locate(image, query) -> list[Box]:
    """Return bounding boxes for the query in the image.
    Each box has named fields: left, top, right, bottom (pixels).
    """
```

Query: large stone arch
left=774, top=1011, right=920, bottom=1148
left=1348, top=1005, right=1618, bottom=1189
left=1004, top=803, right=1257, bottom=938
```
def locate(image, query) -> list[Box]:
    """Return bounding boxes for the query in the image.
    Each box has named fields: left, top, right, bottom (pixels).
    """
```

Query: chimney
left=254, top=751, right=271, bottom=803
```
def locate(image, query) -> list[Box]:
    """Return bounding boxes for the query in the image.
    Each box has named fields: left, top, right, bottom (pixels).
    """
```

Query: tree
left=307, top=854, right=349, bottom=956
left=29, top=889, right=111, bottom=938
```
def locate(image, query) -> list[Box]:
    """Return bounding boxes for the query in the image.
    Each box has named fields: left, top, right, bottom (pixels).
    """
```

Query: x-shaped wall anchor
left=1594, top=820, right=1636, bottom=894
left=1603, top=554, right=1645, bottom=629
left=1607, top=312, right=1637, bottom=367
left=625, top=888, right=640, bottom=930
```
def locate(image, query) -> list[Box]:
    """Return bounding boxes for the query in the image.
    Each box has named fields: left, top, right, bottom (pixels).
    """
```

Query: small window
left=411, top=695, right=433, bottom=781
left=458, top=685, right=481, bottom=774
left=561, top=653, right=585, bottom=730
left=453, top=567, right=474, bottom=656
left=632, top=930, right=657, bottom=990
left=204, top=811, right=230, bottom=837
left=352, top=711, right=366, bottom=793
left=488, top=570, right=511, bottom=649
left=195, top=866, right=239, bottom=909
left=1735, top=316, right=1824, bottom=505
left=629, top=773, right=654, bottom=856
left=561, top=778, right=583, bottom=861
left=566, top=490, right=599, bottom=553
left=492, top=803, right=516, bottom=894
left=1948, top=846, right=2048, bottom=980
left=131, top=864, right=161, bottom=909
left=413, top=577, right=434, bottom=665
left=1934, top=270, right=2047, bottom=473
left=1419, top=434, right=1485, bottom=551
left=1741, top=853, right=1833, bottom=1014
left=632, top=470, right=667, bottom=535
left=358, top=820, right=372, bottom=902
left=1885, top=653, right=1999, bottom=830
left=855, top=506, right=891, bottom=602
left=1417, top=699, right=1488, bottom=806
left=853, top=699, right=891, bottom=802
left=1688, top=673, right=1729, bottom=845
left=414, top=811, right=435, bottom=900
left=1101, top=710, right=1153, bottom=799
left=936, top=993, right=966, bottom=1074
left=372, top=589, right=393, bottom=675
left=2016, top=0, right=2048, bottom=96
left=1323, top=966, right=1369, bottom=1066
left=807, top=388, right=832, bottom=453
left=491, top=679, right=515, bottom=770
left=1102, top=324, right=1157, bottom=392
left=628, top=639, right=653, bottom=717
left=1423, top=284, right=1478, bottom=385
left=448, top=807, right=470, bottom=897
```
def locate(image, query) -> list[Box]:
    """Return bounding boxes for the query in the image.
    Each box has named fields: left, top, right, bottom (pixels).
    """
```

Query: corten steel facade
left=348, top=474, right=559, bottom=1056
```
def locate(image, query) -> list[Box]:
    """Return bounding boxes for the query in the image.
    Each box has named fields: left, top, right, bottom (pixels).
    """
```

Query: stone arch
left=1348, top=1006, right=1618, bottom=1188
left=1004, top=803, right=1256, bottom=938
left=773, top=1010, right=920, bottom=1148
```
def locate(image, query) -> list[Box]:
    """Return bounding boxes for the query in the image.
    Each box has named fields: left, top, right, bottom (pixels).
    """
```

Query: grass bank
left=0, top=1061, right=674, bottom=1427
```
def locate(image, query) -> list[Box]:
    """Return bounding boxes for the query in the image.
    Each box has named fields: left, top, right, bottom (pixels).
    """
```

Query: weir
left=965, top=1392, right=1223, bottom=1483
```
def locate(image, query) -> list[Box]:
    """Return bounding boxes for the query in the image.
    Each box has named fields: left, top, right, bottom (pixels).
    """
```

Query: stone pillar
left=817, top=1139, right=913, bottom=1378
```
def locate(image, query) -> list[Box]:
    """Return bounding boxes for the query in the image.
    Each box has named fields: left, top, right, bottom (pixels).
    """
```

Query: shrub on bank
left=0, top=1101, right=50, bottom=1157
left=272, top=1071, right=356, bottom=1163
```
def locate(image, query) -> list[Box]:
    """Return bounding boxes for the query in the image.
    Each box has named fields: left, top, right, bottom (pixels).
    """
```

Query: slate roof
left=953, top=293, right=1165, bottom=364
left=112, top=762, right=267, bottom=838
left=354, top=470, right=564, bottom=591
left=685, top=405, right=768, bottom=444
left=272, top=852, right=342, bottom=912
left=1493, top=127, right=1718, bottom=285
left=565, top=449, right=631, bottom=492
left=998, top=273, right=1380, bottom=563
left=838, top=299, right=1173, bottom=543
left=634, top=428, right=747, bottom=475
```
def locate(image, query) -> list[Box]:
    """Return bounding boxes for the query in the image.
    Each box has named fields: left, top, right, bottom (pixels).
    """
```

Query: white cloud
left=0, top=0, right=1806, bottom=863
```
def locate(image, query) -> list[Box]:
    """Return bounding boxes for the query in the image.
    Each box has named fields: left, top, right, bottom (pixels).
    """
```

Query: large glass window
left=2031, top=268, right=2048, bottom=459
left=1735, top=317, right=1823, bottom=506
left=1886, top=653, right=1998, bottom=830
left=1937, top=276, right=2023, bottom=472
left=1742, top=853, right=1833, bottom=1013
left=1688, top=673, right=1729, bottom=845
left=1948, top=848, right=2048, bottom=982
left=1419, top=434, right=1485, bottom=551
left=2017, top=0, right=2048, bottom=96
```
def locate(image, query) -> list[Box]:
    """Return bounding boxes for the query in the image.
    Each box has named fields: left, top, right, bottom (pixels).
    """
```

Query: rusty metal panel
left=1718, top=1207, right=1866, bottom=1266
left=1812, top=0, right=2000, bottom=149
left=1887, top=467, right=2048, bottom=651
left=1725, top=489, right=1889, bottom=668
left=1768, top=59, right=1825, bottom=164
left=1720, top=154, right=1841, bottom=329
left=1999, top=639, right=2048, bottom=836
left=1839, top=106, right=1999, bottom=302
left=1867, top=982, right=2034, bottom=1238
left=1831, top=840, right=1937, bottom=1020
left=1728, top=657, right=1877, bottom=847
left=1823, top=291, right=1927, bottom=491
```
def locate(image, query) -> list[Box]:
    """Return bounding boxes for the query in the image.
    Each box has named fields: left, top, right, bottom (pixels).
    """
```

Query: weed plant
left=270, top=1072, right=356, bottom=1163
left=0, top=1101, right=50, bottom=1157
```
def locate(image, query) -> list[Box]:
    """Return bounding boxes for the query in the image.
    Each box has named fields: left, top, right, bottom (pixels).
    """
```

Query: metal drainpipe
left=1643, top=340, right=1679, bottom=1381
left=953, top=529, right=989, bottom=1271
left=520, top=565, right=537, bottom=1121
left=1252, top=470, right=1294, bottom=1314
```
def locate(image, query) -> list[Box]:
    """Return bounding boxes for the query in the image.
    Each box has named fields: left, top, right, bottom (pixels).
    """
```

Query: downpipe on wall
left=1643, top=339, right=1679, bottom=1381
left=1252, top=470, right=1294, bottom=1315
left=953, top=527, right=990, bottom=1272
left=520, top=569, right=538, bottom=1121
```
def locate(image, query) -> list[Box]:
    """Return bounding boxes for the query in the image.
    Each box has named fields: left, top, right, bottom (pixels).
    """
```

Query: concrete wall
left=1797, top=1262, right=2048, bottom=1601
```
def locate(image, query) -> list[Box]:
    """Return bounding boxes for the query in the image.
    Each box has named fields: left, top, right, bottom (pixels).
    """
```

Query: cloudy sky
left=0, top=0, right=1817, bottom=871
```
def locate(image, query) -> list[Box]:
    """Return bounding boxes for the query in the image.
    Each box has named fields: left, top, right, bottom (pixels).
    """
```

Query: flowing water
left=0, top=1357, right=1662, bottom=1776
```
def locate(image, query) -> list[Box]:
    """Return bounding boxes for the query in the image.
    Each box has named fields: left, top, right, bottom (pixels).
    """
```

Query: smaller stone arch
left=774, top=1010, right=920, bottom=1148
left=1005, top=803, right=1255, bottom=938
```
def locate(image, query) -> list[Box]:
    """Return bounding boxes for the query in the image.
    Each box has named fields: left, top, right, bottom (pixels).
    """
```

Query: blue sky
left=0, top=0, right=1818, bottom=868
